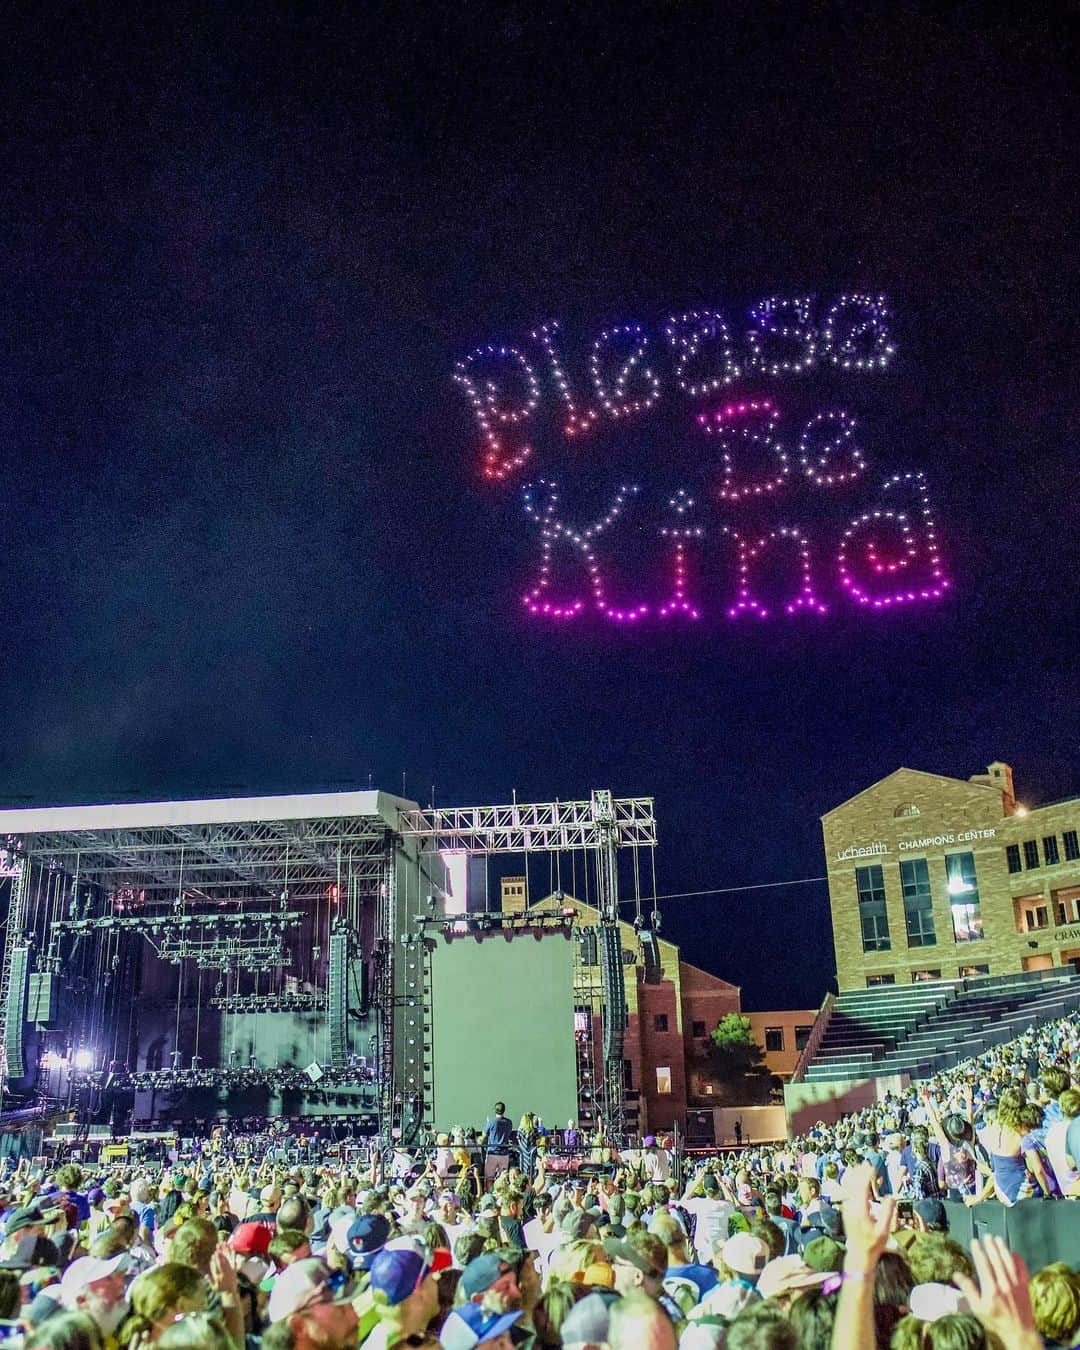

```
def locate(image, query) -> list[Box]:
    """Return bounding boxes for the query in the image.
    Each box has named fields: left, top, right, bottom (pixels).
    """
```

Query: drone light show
left=453, top=294, right=951, bottom=624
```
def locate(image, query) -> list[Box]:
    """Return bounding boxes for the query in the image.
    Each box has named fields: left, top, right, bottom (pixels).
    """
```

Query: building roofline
left=677, top=957, right=741, bottom=994
left=821, top=767, right=1003, bottom=820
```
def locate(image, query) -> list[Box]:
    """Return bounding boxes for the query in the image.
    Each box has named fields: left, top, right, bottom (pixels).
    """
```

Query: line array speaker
left=639, top=930, right=663, bottom=985
left=28, top=972, right=60, bottom=1028
left=4, top=946, right=30, bottom=1081
left=599, top=926, right=625, bottom=1062
left=328, top=931, right=349, bottom=1068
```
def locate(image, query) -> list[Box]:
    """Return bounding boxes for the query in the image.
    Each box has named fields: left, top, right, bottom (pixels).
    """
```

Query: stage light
left=73, top=1049, right=94, bottom=1070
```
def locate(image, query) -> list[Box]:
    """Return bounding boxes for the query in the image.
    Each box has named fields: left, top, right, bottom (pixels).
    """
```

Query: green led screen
left=428, top=931, right=577, bottom=1130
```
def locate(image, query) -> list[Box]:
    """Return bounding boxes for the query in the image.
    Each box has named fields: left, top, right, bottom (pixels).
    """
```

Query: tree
left=709, top=1013, right=767, bottom=1080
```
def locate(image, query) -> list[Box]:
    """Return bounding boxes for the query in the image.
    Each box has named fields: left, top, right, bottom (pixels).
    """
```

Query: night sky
left=3, top=3, right=1077, bottom=1011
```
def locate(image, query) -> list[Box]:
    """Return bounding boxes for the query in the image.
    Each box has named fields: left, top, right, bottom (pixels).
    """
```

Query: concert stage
left=0, top=789, right=657, bottom=1142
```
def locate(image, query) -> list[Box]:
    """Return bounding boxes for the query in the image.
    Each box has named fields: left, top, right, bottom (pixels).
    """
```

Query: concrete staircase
left=800, top=968, right=1080, bottom=1084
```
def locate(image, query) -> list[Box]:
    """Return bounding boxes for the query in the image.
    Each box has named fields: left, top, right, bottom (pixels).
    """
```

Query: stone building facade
left=823, top=761, right=1080, bottom=990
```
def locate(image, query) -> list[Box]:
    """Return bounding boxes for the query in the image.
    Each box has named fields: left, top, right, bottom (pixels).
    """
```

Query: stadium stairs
left=795, top=968, right=1080, bottom=1085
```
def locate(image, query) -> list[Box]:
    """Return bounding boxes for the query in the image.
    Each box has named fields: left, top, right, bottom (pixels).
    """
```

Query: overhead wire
left=629, top=875, right=827, bottom=904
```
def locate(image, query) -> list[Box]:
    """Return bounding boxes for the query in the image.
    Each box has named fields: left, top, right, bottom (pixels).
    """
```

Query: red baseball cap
left=228, top=1223, right=273, bottom=1257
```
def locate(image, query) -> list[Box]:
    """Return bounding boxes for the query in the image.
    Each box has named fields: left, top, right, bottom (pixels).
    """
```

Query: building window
left=655, top=1066, right=672, bottom=1095
left=691, top=1020, right=706, bottom=1038
left=959, top=964, right=990, bottom=977
left=623, top=1059, right=634, bottom=1089
left=911, top=968, right=942, bottom=982
left=1006, top=844, right=1023, bottom=874
left=894, top=803, right=921, bottom=818
left=1043, top=836, right=1061, bottom=866
left=866, top=974, right=896, bottom=987
left=795, top=1025, right=813, bottom=1051
left=1014, top=895, right=1049, bottom=932
left=900, top=859, right=937, bottom=947
left=653, top=1013, right=669, bottom=1032
left=1051, top=887, right=1080, bottom=925
left=764, top=1027, right=785, bottom=1052
left=856, top=865, right=891, bottom=952
left=946, top=852, right=984, bottom=942
left=1064, top=830, right=1080, bottom=862
left=1023, top=839, right=1040, bottom=869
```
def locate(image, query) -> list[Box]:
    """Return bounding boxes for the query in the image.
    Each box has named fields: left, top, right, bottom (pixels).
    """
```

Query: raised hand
left=839, top=1163, right=895, bottom=1274
left=954, top=1235, right=1041, bottom=1350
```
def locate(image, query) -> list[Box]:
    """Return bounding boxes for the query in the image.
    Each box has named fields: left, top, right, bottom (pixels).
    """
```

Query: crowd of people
left=0, top=1015, right=1076, bottom=1350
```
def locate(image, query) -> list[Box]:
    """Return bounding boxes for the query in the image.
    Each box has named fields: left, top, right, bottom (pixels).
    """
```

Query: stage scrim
left=428, top=931, right=577, bottom=1130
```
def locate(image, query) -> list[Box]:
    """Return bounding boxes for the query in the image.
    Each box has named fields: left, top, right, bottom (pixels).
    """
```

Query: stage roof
left=0, top=790, right=419, bottom=902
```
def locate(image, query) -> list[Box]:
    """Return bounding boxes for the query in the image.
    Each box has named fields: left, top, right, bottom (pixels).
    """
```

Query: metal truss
left=52, top=910, right=303, bottom=933
left=19, top=819, right=388, bottom=901
left=209, top=992, right=326, bottom=1013
left=398, top=793, right=657, bottom=855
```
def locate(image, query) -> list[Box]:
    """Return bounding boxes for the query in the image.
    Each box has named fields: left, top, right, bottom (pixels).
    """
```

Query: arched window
left=894, top=803, right=921, bottom=818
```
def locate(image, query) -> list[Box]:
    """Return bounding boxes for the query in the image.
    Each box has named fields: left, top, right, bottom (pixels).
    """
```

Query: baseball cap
left=643, top=1135, right=657, bottom=1147
left=909, top=1282, right=971, bottom=1321
left=720, top=1233, right=769, bottom=1278
left=369, top=1242, right=434, bottom=1308
left=345, top=1214, right=391, bottom=1270
left=756, top=1255, right=830, bottom=1302
left=267, top=1259, right=356, bottom=1323
left=801, top=1235, right=845, bottom=1274
left=602, top=1238, right=664, bottom=1281
left=560, top=1210, right=595, bottom=1240
left=5, top=1206, right=63, bottom=1236
left=913, top=1199, right=948, bottom=1231
left=459, top=1250, right=529, bottom=1301
left=228, top=1223, right=273, bottom=1258
left=580, top=1261, right=615, bottom=1289
left=680, top=1317, right=728, bottom=1350
left=440, top=1304, right=527, bottom=1350
left=560, top=1293, right=612, bottom=1350
left=59, top=1254, right=126, bottom=1308
left=25, top=1290, right=63, bottom=1329
left=700, top=1280, right=758, bottom=1320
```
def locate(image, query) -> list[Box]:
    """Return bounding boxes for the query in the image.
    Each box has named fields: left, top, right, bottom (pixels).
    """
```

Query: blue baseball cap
left=440, top=1304, right=527, bottom=1350
left=346, top=1214, right=390, bottom=1269
left=460, top=1251, right=516, bottom=1300
left=369, top=1244, right=432, bottom=1307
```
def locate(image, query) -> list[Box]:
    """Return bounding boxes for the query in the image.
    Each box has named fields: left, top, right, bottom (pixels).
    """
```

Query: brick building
left=497, top=877, right=806, bottom=1131
left=823, top=761, right=1080, bottom=991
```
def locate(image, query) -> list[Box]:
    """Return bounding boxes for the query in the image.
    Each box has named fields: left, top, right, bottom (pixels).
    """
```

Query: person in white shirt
left=1044, top=1087, right=1080, bottom=1196
left=522, top=1193, right=561, bottom=1273
left=640, top=1136, right=672, bottom=1182
left=679, top=1168, right=732, bottom=1263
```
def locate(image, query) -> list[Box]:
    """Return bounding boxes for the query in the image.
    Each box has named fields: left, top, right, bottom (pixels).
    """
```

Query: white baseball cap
left=60, top=1255, right=126, bottom=1308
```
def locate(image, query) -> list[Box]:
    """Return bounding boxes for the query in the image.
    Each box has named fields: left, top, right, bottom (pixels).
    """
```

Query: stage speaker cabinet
left=4, top=946, right=31, bottom=1080
left=599, top=926, right=625, bottom=1062
left=28, top=972, right=60, bottom=1029
left=639, top=930, right=663, bottom=985
left=328, top=930, right=349, bottom=1068
left=686, top=1109, right=716, bottom=1144
left=358, top=958, right=370, bottom=1016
